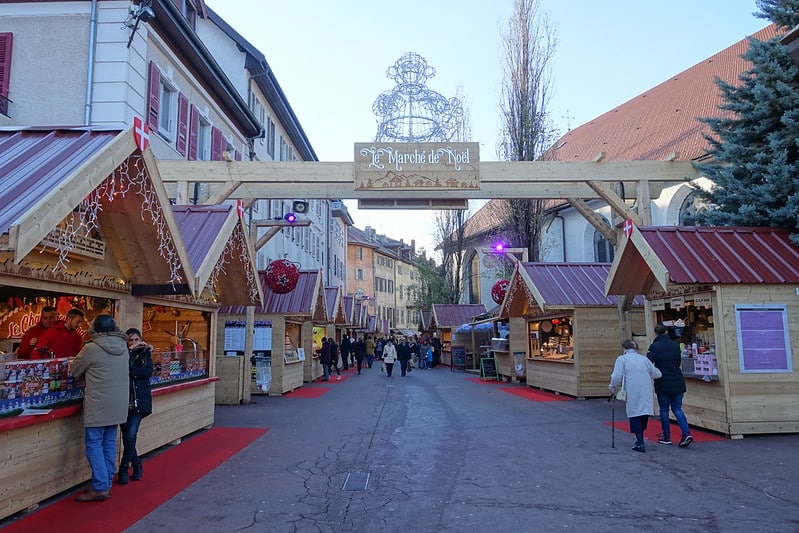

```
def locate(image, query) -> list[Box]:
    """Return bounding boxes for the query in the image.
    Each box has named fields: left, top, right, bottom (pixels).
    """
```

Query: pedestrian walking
left=340, top=335, right=351, bottom=370
left=647, top=323, right=694, bottom=447
left=397, top=338, right=412, bottom=376
left=382, top=338, right=397, bottom=377
left=364, top=335, right=376, bottom=368
left=609, top=339, right=662, bottom=453
left=353, top=336, right=366, bottom=374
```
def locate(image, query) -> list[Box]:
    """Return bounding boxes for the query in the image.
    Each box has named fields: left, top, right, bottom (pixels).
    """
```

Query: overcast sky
left=207, top=0, right=770, bottom=255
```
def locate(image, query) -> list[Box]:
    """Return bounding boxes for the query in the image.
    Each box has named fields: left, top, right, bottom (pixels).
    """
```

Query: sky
left=206, top=0, right=771, bottom=255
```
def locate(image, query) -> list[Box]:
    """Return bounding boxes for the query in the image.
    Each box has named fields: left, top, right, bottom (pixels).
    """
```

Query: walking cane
left=609, top=393, right=616, bottom=449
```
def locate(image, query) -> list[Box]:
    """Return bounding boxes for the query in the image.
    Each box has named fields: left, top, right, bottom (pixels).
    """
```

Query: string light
left=44, top=156, right=184, bottom=287
left=207, top=223, right=259, bottom=304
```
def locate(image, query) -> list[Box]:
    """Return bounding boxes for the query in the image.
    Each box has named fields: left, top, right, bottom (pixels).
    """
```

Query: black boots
left=117, top=466, right=129, bottom=485
left=131, top=460, right=143, bottom=481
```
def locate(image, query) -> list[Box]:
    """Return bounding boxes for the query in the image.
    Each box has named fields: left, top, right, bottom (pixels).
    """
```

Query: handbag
left=615, top=373, right=627, bottom=401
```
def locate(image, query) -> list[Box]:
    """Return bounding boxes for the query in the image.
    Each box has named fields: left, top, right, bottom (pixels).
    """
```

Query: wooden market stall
left=428, top=304, right=487, bottom=368
left=607, top=226, right=799, bottom=437
left=218, top=269, right=327, bottom=396
left=499, top=262, right=645, bottom=398
left=0, top=127, right=259, bottom=520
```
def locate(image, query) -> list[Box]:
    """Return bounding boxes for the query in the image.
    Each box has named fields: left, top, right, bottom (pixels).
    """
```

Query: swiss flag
left=133, top=116, right=150, bottom=151
left=236, top=199, right=245, bottom=220
left=623, top=218, right=635, bottom=238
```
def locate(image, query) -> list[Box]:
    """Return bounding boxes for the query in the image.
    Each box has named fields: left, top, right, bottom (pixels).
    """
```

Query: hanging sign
left=133, top=116, right=150, bottom=151
left=651, top=299, right=666, bottom=311
left=670, top=296, right=685, bottom=309
left=694, top=294, right=713, bottom=307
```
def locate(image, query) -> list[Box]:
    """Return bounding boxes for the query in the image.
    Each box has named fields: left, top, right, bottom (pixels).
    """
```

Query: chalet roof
left=172, top=205, right=263, bottom=305
left=342, top=295, right=355, bottom=325
left=325, top=286, right=347, bottom=325
left=607, top=226, right=799, bottom=296
left=500, top=263, right=644, bottom=319
left=0, top=127, right=195, bottom=292
left=430, top=304, right=488, bottom=329
left=548, top=25, right=777, bottom=162
left=220, top=269, right=325, bottom=318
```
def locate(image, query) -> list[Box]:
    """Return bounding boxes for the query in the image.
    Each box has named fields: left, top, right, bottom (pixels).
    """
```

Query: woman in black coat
left=118, top=328, right=153, bottom=484
left=647, top=324, right=693, bottom=447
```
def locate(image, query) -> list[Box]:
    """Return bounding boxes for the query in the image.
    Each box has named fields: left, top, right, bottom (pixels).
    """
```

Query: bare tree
left=498, top=0, right=559, bottom=261
left=433, top=208, right=470, bottom=303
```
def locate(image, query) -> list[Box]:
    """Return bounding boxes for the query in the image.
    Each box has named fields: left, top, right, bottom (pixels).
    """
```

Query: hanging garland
left=491, top=279, right=510, bottom=304
left=264, top=259, right=300, bottom=294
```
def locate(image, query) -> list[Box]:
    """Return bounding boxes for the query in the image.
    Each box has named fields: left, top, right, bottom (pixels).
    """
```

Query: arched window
left=679, top=192, right=707, bottom=225
left=593, top=226, right=614, bottom=263
left=468, top=252, right=480, bottom=304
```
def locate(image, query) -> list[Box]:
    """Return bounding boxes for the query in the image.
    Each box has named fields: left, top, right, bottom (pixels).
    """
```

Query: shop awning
left=606, top=226, right=799, bottom=297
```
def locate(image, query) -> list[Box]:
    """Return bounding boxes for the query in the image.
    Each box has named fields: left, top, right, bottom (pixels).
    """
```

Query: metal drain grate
left=342, top=472, right=370, bottom=491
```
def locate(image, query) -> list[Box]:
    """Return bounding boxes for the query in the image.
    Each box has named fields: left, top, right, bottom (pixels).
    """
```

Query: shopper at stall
left=16, top=306, right=58, bottom=359
left=117, top=328, right=153, bottom=485
left=382, top=338, right=397, bottom=377
left=317, top=337, right=333, bottom=381
left=340, top=335, right=351, bottom=370
left=33, top=308, right=85, bottom=359
left=431, top=334, right=442, bottom=368
left=69, top=315, right=129, bottom=502
left=647, top=323, right=694, bottom=447
left=327, top=337, right=342, bottom=381
left=609, top=339, right=662, bottom=453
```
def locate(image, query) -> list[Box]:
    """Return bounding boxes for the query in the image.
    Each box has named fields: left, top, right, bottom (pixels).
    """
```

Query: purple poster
left=735, top=306, right=793, bottom=373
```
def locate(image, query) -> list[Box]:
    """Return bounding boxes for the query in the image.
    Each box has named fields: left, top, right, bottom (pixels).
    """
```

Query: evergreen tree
left=693, top=12, right=799, bottom=244
left=754, top=0, right=799, bottom=28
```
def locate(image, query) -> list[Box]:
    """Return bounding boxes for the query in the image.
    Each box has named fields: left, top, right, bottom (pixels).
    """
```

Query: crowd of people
left=315, top=333, right=443, bottom=379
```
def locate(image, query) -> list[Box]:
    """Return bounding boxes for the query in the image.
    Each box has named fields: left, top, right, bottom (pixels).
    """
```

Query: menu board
left=736, top=305, right=792, bottom=373
left=224, top=321, right=273, bottom=353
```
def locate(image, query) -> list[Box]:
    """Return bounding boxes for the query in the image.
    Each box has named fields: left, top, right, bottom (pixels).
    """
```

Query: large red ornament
left=491, top=279, right=510, bottom=304
left=264, top=259, right=300, bottom=294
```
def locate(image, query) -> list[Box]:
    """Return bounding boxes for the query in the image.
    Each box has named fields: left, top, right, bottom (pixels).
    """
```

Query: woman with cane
left=609, top=339, right=661, bottom=453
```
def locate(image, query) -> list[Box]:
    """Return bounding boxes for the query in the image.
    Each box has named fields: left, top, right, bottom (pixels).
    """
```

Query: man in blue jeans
left=68, top=315, right=130, bottom=501
left=647, top=323, right=693, bottom=447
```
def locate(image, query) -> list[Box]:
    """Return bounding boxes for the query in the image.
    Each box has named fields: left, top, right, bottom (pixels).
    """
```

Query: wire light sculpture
left=372, top=52, right=463, bottom=143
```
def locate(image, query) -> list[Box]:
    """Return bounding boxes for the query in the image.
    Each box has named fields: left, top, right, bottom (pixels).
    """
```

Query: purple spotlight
left=493, top=243, right=505, bottom=252
left=284, top=212, right=297, bottom=223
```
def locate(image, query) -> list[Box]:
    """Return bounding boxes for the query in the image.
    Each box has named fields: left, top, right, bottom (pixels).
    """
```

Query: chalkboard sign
left=451, top=345, right=466, bottom=372
left=480, top=357, right=499, bottom=380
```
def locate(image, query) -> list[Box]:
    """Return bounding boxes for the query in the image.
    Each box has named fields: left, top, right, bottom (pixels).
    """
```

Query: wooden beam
left=566, top=198, right=617, bottom=244
left=587, top=180, right=643, bottom=226
left=156, top=160, right=698, bottom=200
left=251, top=219, right=312, bottom=251
left=205, top=180, right=243, bottom=204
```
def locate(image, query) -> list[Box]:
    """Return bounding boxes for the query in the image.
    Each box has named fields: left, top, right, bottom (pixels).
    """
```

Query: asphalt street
left=127, top=365, right=799, bottom=533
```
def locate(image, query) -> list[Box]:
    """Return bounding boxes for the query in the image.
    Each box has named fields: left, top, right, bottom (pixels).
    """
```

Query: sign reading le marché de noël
left=354, top=142, right=480, bottom=191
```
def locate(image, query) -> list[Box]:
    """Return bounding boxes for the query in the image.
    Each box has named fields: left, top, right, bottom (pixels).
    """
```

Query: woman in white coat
left=609, top=339, right=662, bottom=453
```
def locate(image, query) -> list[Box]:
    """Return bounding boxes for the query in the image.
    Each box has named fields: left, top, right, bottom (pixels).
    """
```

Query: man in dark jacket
left=647, top=324, right=693, bottom=447
left=397, top=339, right=412, bottom=376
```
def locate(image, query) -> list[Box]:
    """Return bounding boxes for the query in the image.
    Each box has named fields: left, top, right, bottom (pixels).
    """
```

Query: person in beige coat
left=69, top=315, right=130, bottom=502
left=609, top=339, right=662, bottom=453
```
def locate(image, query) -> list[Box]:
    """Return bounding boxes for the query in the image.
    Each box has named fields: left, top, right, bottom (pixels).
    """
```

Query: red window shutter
left=211, top=126, right=223, bottom=161
left=0, top=33, right=13, bottom=115
left=188, top=104, right=199, bottom=160
left=147, top=61, right=160, bottom=129
left=235, top=148, right=242, bottom=161
left=176, top=93, right=188, bottom=156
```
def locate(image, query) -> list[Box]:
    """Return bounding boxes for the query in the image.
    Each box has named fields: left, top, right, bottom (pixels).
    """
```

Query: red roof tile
left=220, top=269, right=323, bottom=316
left=640, top=226, right=799, bottom=284
left=172, top=205, right=231, bottom=273
left=548, top=25, right=777, bottom=162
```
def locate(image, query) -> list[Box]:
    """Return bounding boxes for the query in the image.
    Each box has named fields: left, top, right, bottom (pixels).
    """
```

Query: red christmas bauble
left=491, top=279, right=510, bottom=304
left=264, top=259, right=300, bottom=294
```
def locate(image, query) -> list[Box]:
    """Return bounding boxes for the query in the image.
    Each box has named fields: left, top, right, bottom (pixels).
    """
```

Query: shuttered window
left=187, top=104, right=199, bottom=160
left=0, top=33, right=13, bottom=116
left=210, top=126, right=223, bottom=161
left=176, top=93, right=188, bottom=156
left=147, top=61, right=160, bottom=129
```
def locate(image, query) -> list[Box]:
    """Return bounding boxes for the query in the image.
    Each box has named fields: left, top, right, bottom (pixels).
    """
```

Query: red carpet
left=3, top=426, right=268, bottom=533
left=313, top=374, right=350, bottom=384
left=604, top=421, right=726, bottom=443
left=466, top=377, right=503, bottom=385
left=499, top=386, right=573, bottom=402
left=283, top=386, right=330, bottom=398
